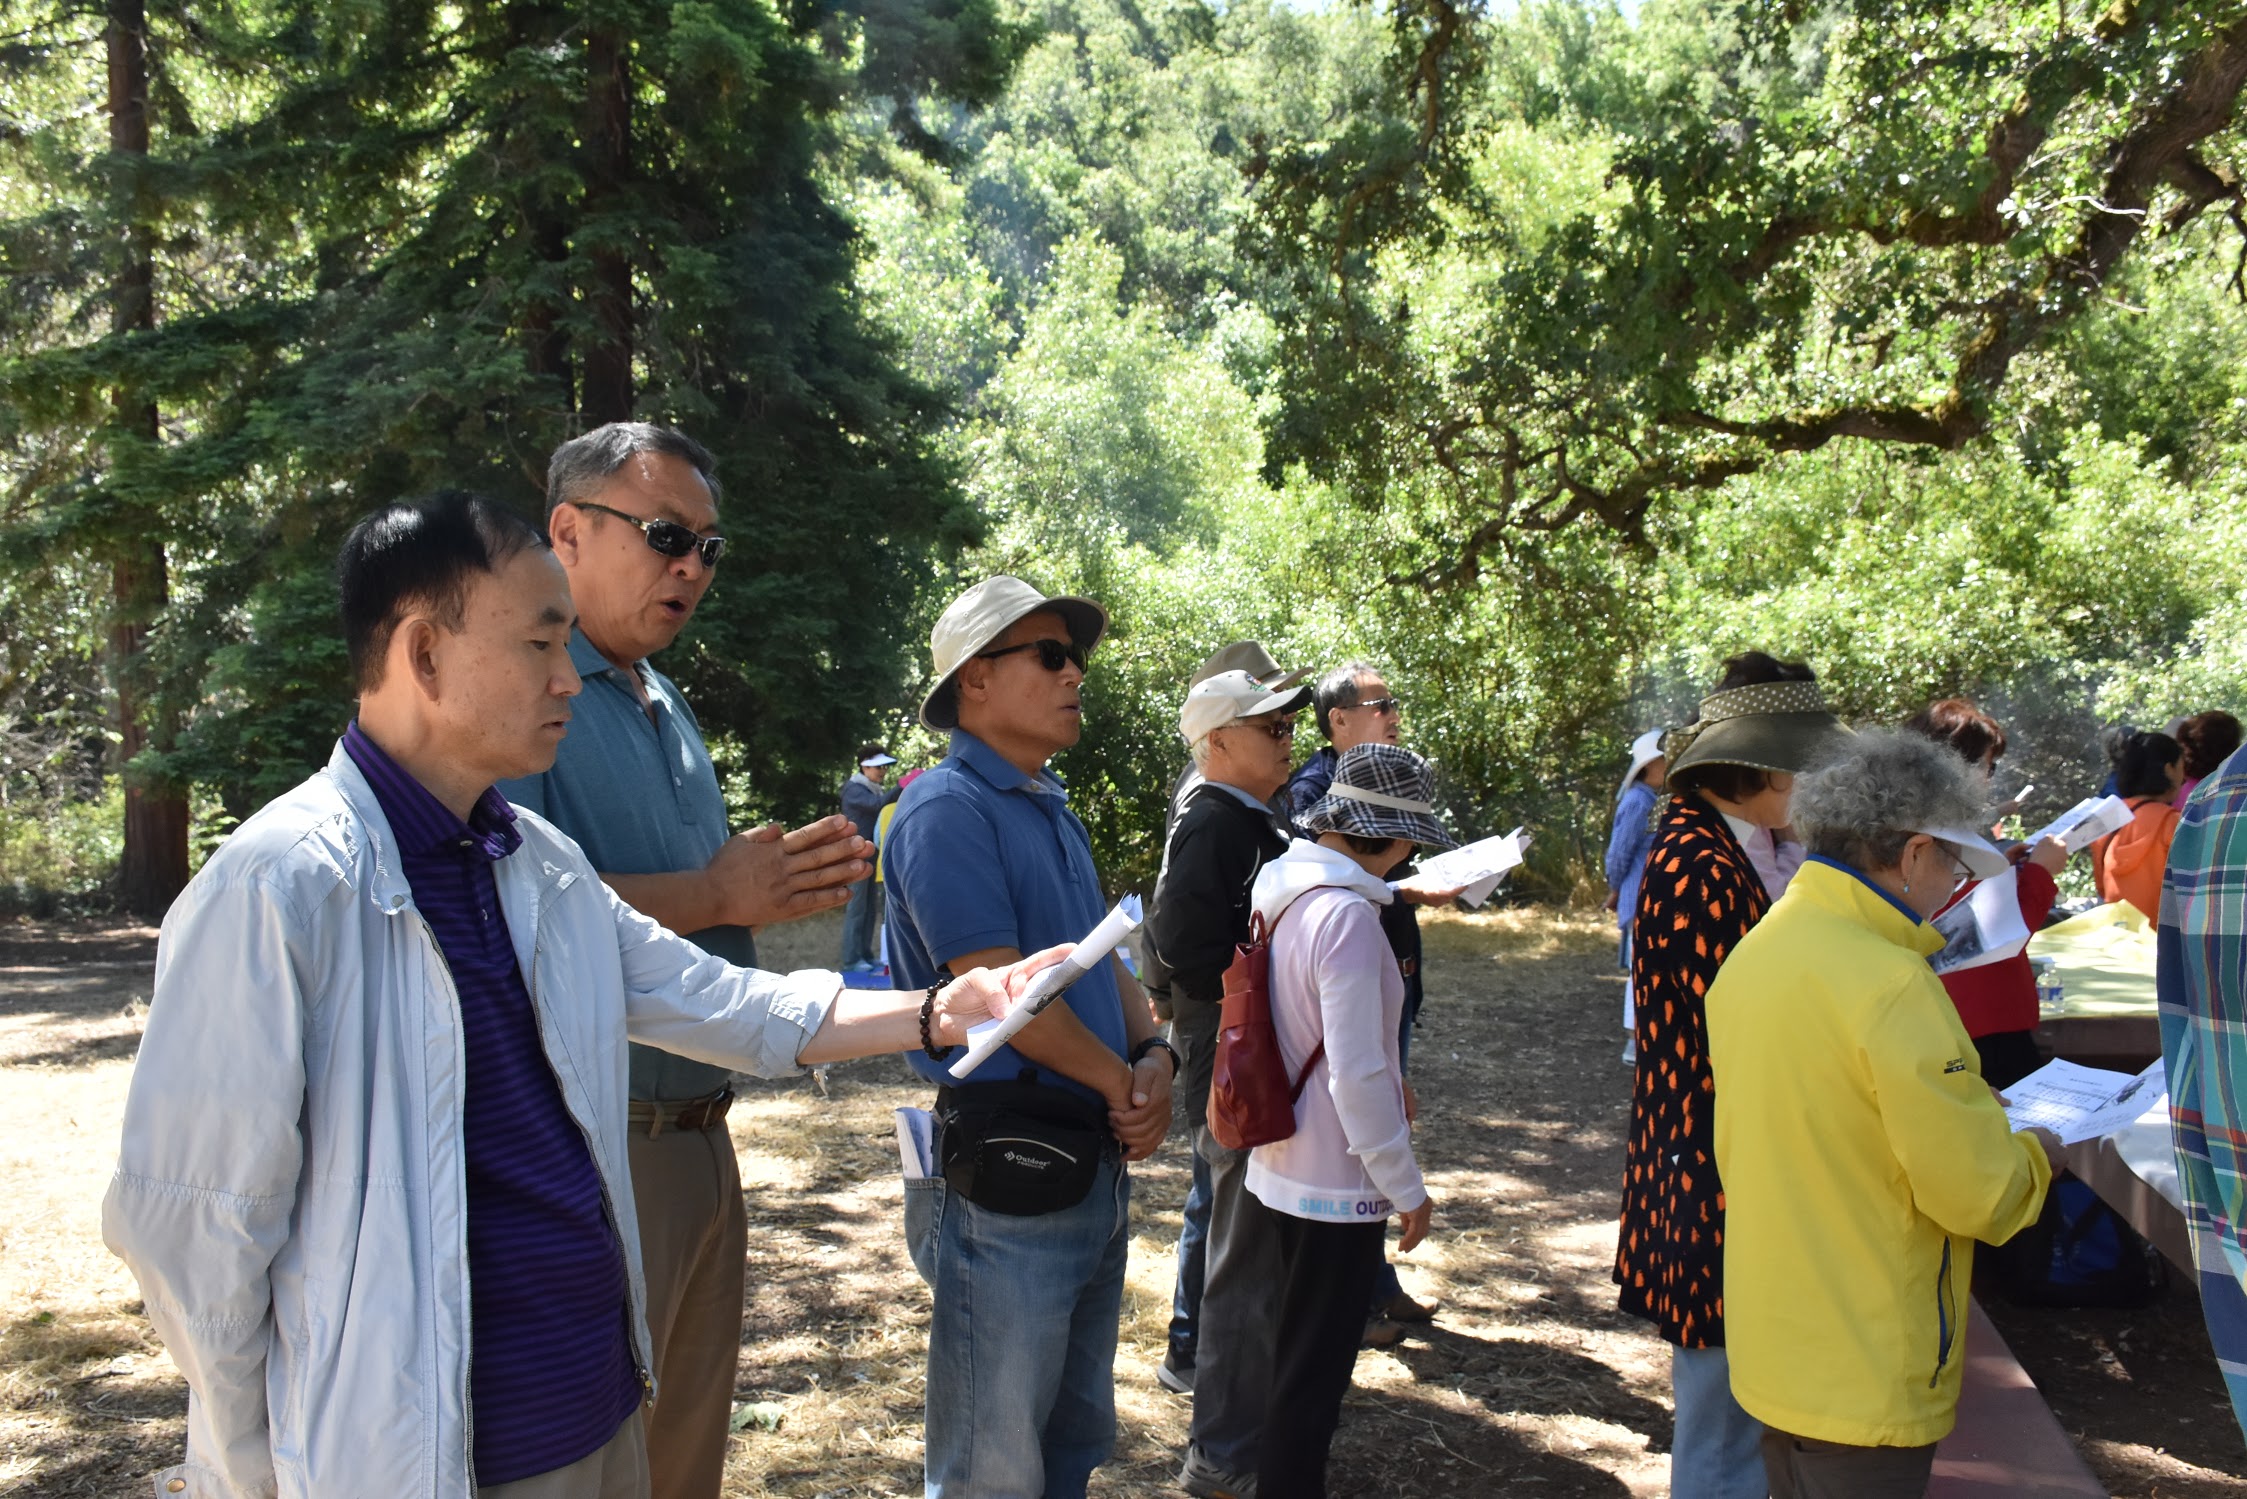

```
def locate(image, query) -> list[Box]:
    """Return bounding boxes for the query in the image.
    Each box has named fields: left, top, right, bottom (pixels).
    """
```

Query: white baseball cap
left=920, top=575, right=1108, bottom=731
left=1915, top=825, right=2010, bottom=880
left=1180, top=670, right=1312, bottom=745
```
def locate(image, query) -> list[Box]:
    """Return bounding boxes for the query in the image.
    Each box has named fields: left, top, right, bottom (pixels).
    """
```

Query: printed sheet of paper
left=1393, top=828, right=1531, bottom=909
left=1930, top=867, right=2032, bottom=976
left=2003, top=1057, right=2168, bottom=1144
left=2028, top=794, right=2135, bottom=854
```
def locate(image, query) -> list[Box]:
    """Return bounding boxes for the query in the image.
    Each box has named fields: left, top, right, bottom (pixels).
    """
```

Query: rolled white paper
left=946, top=895, right=1143, bottom=1080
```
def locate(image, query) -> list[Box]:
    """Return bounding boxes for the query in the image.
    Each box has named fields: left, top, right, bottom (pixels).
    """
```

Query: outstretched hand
left=924, top=944, right=1076, bottom=1046
left=711, top=815, right=869, bottom=929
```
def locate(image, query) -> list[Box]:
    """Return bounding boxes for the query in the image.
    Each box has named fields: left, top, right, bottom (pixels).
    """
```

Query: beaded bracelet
left=919, top=981, right=953, bottom=1059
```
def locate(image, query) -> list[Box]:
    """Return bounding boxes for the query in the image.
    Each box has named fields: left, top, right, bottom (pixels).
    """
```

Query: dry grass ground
left=4, top=906, right=2243, bottom=1497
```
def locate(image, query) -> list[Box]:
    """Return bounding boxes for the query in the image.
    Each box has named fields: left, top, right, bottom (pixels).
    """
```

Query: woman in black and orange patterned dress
left=1615, top=657, right=1841, bottom=1499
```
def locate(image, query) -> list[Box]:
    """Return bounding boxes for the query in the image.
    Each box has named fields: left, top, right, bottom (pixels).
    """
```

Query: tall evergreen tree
left=2, top=0, right=1015, bottom=881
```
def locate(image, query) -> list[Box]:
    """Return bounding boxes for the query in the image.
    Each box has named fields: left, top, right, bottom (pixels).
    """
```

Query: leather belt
left=628, top=1088, right=734, bottom=1138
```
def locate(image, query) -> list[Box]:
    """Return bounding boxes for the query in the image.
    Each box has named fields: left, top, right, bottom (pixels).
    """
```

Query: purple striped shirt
left=343, top=724, right=641, bottom=1485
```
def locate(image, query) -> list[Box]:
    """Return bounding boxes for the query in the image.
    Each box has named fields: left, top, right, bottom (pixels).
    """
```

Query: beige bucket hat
left=920, top=576, right=1108, bottom=731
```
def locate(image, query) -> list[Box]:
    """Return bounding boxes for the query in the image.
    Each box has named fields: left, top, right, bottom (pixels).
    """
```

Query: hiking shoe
left=1177, top=1447, right=1256, bottom=1498
left=1377, top=1289, right=1437, bottom=1323
left=1157, top=1356, right=1195, bottom=1395
left=1361, top=1315, right=1407, bottom=1349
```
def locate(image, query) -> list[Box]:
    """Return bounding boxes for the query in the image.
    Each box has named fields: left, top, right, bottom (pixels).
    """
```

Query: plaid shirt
left=2159, top=746, right=2247, bottom=1440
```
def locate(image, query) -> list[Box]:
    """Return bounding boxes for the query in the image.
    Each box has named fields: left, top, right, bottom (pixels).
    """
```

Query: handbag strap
left=1270, top=882, right=1354, bottom=1102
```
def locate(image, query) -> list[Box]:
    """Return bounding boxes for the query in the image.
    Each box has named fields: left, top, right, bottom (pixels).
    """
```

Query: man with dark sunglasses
left=498, top=422, right=870, bottom=1499
left=883, top=575, right=1176, bottom=1499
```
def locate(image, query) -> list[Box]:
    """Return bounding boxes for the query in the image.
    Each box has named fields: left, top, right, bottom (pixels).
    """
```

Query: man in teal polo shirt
left=499, top=423, right=866, bottom=1499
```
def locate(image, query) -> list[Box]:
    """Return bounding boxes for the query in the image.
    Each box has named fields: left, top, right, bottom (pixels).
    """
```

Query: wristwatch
left=1130, top=1035, right=1182, bottom=1079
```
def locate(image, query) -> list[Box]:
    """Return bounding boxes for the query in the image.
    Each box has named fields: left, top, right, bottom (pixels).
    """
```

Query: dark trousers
left=1187, top=1130, right=1281, bottom=1473
left=1254, top=1199, right=1386, bottom=1499
left=1761, top=1430, right=1936, bottom=1499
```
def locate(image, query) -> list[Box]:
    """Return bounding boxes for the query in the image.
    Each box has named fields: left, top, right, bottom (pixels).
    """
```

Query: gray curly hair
left=1792, top=728, right=1992, bottom=872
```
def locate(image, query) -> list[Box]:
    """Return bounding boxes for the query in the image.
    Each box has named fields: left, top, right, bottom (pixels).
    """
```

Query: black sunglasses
left=977, top=637, right=1088, bottom=674
left=1358, top=696, right=1402, bottom=715
left=569, top=500, right=727, bottom=568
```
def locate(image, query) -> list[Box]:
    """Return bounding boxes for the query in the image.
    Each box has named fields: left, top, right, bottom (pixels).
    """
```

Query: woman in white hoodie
left=1245, top=741, right=1454, bottom=1497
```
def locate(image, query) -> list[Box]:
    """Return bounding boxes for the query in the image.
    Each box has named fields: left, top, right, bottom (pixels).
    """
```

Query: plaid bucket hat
left=1302, top=743, right=1457, bottom=849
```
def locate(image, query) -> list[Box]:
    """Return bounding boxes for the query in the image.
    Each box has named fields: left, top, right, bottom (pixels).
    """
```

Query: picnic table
left=2030, top=902, right=2159, bottom=1070
left=2021, top=902, right=2191, bottom=1273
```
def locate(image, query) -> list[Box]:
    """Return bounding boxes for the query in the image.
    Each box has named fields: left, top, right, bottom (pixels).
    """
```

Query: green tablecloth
left=2027, top=901, right=2157, bottom=1017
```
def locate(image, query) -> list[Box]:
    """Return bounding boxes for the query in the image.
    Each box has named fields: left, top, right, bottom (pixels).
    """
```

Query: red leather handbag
left=1206, top=906, right=1328, bottom=1151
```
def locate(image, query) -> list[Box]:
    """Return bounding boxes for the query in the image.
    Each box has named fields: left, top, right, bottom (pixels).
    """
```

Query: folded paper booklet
left=1930, top=867, right=2032, bottom=975
left=1393, top=828, right=1532, bottom=909
left=894, top=1107, right=937, bottom=1180
left=2002, top=1057, right=2167, bottom=1145
left=2028, top=794, right=2135, bottom=854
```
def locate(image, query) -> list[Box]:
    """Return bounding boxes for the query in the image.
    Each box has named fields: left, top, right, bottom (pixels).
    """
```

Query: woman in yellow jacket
left=1707, top=729, right=2064, bottom=1498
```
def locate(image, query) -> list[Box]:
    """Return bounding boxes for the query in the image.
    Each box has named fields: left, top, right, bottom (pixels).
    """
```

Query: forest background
left=4, top=0, right=2246, bottom=914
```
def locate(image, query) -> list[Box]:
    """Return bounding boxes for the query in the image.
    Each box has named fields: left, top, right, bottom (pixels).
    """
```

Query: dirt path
left=3, top=910, right=2242, bottom=1496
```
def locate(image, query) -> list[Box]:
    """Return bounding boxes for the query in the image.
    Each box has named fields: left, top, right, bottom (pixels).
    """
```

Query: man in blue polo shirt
left=499, top=424, right=869, bottom=1499
left=884, top=576, right=1178, bottom=1499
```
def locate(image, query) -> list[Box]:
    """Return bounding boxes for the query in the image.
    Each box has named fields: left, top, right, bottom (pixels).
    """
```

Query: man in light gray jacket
left=103, top=493, right=1048, bottom=1499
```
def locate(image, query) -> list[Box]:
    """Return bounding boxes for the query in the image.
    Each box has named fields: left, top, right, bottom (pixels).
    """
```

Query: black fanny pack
left=936, top=1080, right=1113, bottom=1217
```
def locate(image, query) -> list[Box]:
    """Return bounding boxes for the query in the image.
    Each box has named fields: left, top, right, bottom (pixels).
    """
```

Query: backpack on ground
left=1207, top=905, right=1328, bottom=1151
left=1983, top=1173, right=2169, bottom=1309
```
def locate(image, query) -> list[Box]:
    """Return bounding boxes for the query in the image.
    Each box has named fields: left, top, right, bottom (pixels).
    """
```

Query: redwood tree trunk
left=107, top=0, right=188, bottom=916
left=579, top=27, right=633, bottom=425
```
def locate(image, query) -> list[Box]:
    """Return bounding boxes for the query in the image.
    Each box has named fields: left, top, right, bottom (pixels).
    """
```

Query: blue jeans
left=839, top=878, right=882, bottom=967
left=1166, top=1145, right=1213, bottom=1368
left=906, top=1157, right=1130, bottom=1498
left=1670, top=1344, right=1768, bottom=1499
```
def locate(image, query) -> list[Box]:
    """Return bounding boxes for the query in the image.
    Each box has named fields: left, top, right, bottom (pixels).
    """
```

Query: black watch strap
left=1130, top=1035, right=1182, bottom=1079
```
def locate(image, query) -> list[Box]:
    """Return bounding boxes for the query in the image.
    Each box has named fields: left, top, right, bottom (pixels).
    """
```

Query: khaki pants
left=630, top=1118, right=748, bottom=1499
left=1761, top=1429, right=1937, bottom=1499
left=477, top=1412, right=647, bottom=1499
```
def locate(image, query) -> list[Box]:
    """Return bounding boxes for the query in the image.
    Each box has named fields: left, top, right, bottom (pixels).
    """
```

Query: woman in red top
left=1902, top=699, right=2070, bottom=1089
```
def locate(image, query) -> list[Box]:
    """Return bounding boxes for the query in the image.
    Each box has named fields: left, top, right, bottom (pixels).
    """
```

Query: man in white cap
left=1141, top=642, right=1309, bottom=1021
left=838, top=743, right=900, bottom=972
left=883, top=576, right=1177, bottom=1499
left=1605, top=728, right=1668, bottom=1066
left=1146, top=667, right=1309, bottom=1413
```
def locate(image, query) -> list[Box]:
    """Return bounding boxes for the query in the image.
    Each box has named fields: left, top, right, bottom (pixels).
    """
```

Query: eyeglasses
left=569, top=500, right=727, bottom=568
left=1221, top=716, right=1295, bottom=742
left=1358, top=696, right=1402, bottom=715
left=976, top=637, right=1088, bottom=674
left=1935, top=841, right=1974, bottom=891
